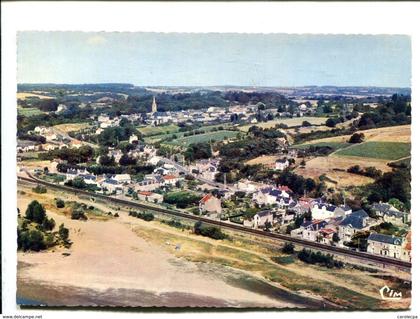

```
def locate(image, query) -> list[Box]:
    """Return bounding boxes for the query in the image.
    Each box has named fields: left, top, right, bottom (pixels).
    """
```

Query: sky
left=17, top=32, right=411, bottom=87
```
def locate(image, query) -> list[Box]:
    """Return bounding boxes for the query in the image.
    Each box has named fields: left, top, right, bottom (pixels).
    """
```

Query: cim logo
left=379, top=285, right=403, bottom=300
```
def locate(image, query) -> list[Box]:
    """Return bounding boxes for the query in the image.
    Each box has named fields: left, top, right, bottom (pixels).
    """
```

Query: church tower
left=151, top=96, right=157, bottom=113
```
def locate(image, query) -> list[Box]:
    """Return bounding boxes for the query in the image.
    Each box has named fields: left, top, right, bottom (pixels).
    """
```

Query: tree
left=184, top=143, right=212, bottom=162
left=282, top=242, right=295, bottom=254
left=56, top=198, right=65, bottom=208
left=99, top=154, right=116, bottom=166
left=325, top=118, right=337, bottom=127
left=119, top=154, right=137, bottom=166
left=58, top=223, right=69, bottom=241
left=25, top=200, right=46, bottom=224
left=348, top=133, right=365, bottom=143
left=42, top=217, right=56, bottom=231
left=388, top=198, right=405, bottom=211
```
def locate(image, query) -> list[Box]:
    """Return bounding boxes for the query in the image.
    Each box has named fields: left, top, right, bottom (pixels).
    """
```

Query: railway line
left=17, top=174, right=412, bottom=271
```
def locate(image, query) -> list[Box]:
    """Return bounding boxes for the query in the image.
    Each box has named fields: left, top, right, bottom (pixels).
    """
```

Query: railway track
left=17, top=174, right=412, bottom=270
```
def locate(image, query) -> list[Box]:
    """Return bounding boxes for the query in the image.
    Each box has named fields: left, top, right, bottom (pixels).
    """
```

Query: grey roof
left=104, top=179, right=118, bottom=185
left=368, top=233, right=403, bottom=245
left=256, top=210, right=273, bottom=217
left=340, top=210, right=368, bottom=229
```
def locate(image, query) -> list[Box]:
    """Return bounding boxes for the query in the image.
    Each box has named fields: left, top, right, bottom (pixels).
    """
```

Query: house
left=101, top=179, right=120, bottom=192
left=199, top=194, right=222, bottom=216
left=17, top=140, right=38, bottom=152
left=137, top=191, right=164, bottom=203
left=402, top=231, right=411, bottom=262
left=136, top=175, right=164, bottom=192
left=70, top=140, right=83, bottom=149
left=162, top=174, right=183, bottom=186
left=112, top=174, right=131, bottom=184
left=338, top=209, right=369, bottom=242
left=311, top=203, right=337, bottom=220
left=129, top=134, right=139, bottom=144
left=367, top=233, right=403, bottom=259
left=371, top=202, right=410, bottom=225
left=253, top=210, right=274, bottom=229
left=235, top=179, right=268, bottom=194
left=79, top=174, right=98, bottom=186
left=275, top=158, right=289, bottom=171
left=290, top=220, right=328, bottom=242
left=318, top=228, right=337, bottom=245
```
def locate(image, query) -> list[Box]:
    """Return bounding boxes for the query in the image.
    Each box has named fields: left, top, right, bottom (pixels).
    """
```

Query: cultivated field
left=239, top=116, right=328, bottom=132
left=17, top=92, right=53, bottom=100
left=334, top=142, right=411, bottom=160
left=137, top=124, right=179, bottom=137
left=166, top=130, right=240, bottom=147
left=293, top=142, right=350, bottom=151
left=17, top=107, right=44, bottom=117
left=53, top=123, right=91, bottom=133
left=246, top=155, right=280, bottom=166
left=293, top=155, right=391, bottom=187
left=298, top=125, right=411, bottom=145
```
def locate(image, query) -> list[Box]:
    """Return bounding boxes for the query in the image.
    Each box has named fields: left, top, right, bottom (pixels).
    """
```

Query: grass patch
left=239, top=116, right=328, bottom=132
left=137, top=124, right=179, bottom=137
left=293, top=142, right=350, bottom=150
left=335, top=142, right=411, bottom=160
left=271, top=255, right=295, bottom=265
left=165, top=130, right=240, bottom=146
left=17, top=107, right=44, bottom=117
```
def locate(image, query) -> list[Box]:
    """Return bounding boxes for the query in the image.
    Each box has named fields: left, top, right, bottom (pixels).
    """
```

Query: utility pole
left=224, top=173, right=227, bottom=189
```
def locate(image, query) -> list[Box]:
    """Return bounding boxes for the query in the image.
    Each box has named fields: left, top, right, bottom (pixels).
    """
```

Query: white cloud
left=86, top=35, right=107, bottom=45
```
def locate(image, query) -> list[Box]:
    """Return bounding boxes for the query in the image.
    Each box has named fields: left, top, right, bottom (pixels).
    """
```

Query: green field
left=17, top=107, right=44, bottom=117
left=144, top=123, right=234, bottom=144
left=293, top=142, right=350, bottom=151
left=137, top=124, right=179, bottom=137
left=166, top=130, right=240, bottom=146
left=334, top=142, right=411, bottom=160
left=239, top=116, right=328, bottom=132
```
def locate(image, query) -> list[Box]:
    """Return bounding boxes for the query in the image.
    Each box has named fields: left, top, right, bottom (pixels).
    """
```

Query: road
left=17, top=173, right=411, bottom=271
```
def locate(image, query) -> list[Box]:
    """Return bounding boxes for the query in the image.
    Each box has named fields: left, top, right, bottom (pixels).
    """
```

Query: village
left=17, top=91, right=412, bottom=263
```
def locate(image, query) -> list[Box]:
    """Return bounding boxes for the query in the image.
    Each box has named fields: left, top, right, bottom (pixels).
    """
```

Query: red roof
left=138, top=191, right=153, bottom=196
left=319, top=228, right=336, bottom=235
left=163, top=175, right=177, bottom=180
left=200, top=194, right=213, bottom=203
left=278, top=185, right=293, bottom=193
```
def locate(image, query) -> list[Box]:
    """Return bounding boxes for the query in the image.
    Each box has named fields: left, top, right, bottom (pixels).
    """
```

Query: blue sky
left=17, top=32, right=411, bottom=87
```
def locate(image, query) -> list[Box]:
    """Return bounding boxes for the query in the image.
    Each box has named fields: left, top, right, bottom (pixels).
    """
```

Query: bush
left=114, top=213, right=119, bottom=217
left=58, top=223, right=70, bottom=242
left=18, top=229, right=46, bottom=251
left=25, top=200, right=47, bottom=224
left=282, top=242, right=295, bottom=254
left=348, top=133, right=365, bottom=143
left=56, top=198, right=65, bottom=208
left=71, top=209, right=87, bottom=220
left=193, top=221, right=228, bottom=240
left=32, top=185, right=47, bottom=194
left=297, top=249, right=344, bottom=268
left=42, top=217, right=56, bottom=231
left=130, top=211, right=154, bottom=221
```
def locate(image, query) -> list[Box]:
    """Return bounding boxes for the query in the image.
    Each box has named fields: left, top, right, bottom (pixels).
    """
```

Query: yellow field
left=53, top=123, right=90, bottom=133
left=246, top=155, right=279, bottom=166
left=239, top=117, right=328, bottom=132
left=17, top=92, right=53, bottom=100
left=300, top=125, right=411, bottom=145
left=294, top=155, right=394, bottom=187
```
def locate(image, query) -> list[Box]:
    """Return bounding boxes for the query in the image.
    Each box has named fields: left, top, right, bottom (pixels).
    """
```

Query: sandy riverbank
left=17, top=193, right=308, bottom=308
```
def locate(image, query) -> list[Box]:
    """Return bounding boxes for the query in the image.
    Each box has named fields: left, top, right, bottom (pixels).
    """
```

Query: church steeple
left=151, top=96, right=157, bottom=113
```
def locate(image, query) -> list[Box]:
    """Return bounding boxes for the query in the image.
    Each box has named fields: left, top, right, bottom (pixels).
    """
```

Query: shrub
left=348, top=133, right=365, bottom=143
left=32, top=185, right=47, bottom=194
left=193, top=221, right=227, bottom=240
left=18, top=229, right=46, bottom=252
left=297, top=249, right=343, bottom=268
left=71, top=209, right=87, bottom=221
left=25, top=200, right=47, bottom=224
left=282, top=242, right=295, bottom=254
left=56, top=198, right=65, bottom=208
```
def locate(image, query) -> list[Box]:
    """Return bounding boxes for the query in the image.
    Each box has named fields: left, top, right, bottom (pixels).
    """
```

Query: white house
left=137, top=191, right=164, bottom=203
left=129, top=134, right=139, bottom=144
left=112, top=174, right=131, bottom=184
left=367, top=233, right=403, bottom=260
left=199, top=194, right=222, bottom=216
left=275, top=158, right=289, bottom=171
left=253, top=210, right=274, bottom=229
